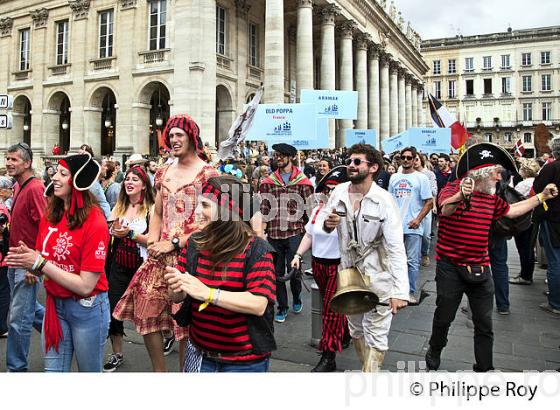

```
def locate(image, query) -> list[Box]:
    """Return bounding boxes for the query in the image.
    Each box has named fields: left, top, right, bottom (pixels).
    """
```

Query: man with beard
left=389, top=147, right=433, bottom=302
left=259, top=144, right=314, bottom=323
left=323, top=144, right=409, bottom=371
left=425, top=143, right=558, bottom=372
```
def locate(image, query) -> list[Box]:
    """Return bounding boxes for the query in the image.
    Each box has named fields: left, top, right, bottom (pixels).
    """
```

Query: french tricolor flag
left=428, top=94, right=469, bottom=149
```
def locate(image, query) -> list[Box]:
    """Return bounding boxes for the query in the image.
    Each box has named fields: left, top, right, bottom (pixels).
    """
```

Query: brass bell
left=330, top=267, right=380, bottom=315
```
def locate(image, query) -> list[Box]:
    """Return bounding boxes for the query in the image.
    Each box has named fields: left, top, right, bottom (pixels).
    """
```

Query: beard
left=348, top=168, right=368, bottom=183
left=475, top=179, right=497, bottom=195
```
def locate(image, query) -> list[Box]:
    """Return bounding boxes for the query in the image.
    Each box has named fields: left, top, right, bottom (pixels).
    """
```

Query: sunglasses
left=401, top=155, right=414, bottom=161
left=344, top=158, right=371, bottom=166
left=17, top=142, right=33, bottom=160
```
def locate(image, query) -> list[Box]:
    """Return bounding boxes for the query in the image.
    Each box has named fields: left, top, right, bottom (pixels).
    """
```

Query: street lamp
left=104, top=118, right=112, bottom=128
left=61, top=120, right=69, bottom=130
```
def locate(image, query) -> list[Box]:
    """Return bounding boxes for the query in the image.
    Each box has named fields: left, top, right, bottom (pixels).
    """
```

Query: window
left=524, top=133, right=532, bottom=144
left=448, top=80, right=456, bottom=98
left=433, top=81, right=441, bottom=99
left=541, top=51, right=551, bottom=64
left=501, top=77, right=511, bottom=94
left=483, top=78, right=492, bottom=95
left=19, top=28, right=30, bottom=71
left=523, top=103, right=533, bottom=121
left=521, top=52, right=531, bottom=66
left=98, top=10, right=114, bottom=58
left=56, top=20, right=69, bottom=65
left=248, top=22, right=259, bottom=67
left=483, top=56, right=492, bottom=70
left=542, top=102, right=551, bottom=121
left=433, top=60, right=441, bottom=74
left=522, top=75, right=532, bottom=92
left=541, top=74, right=552, bottom=91
left=148, top=0, right=166, bottom=50
left=216, top=6, right=227, bottom=55
left=501, top=54, right=510, bottom=69
left=464, top=57, right=474, bottom=72
left=465, top=79, right=474, bottom=96
left=504, top=132, right=512, bottom=143
left=448, top=59, right=456, bottom=74
left=484, top=133, right=493, bottom=143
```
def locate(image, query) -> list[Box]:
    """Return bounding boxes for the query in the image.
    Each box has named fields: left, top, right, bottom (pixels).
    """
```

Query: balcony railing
left=90, top=56, right=116, bottom=71
left=217, top=54, right=233, bottom=70
left=13, top=69, right=31, bottom=80
left=48, top=64, right=71, bottom=76
left=138, top=49, right=170, bottom=65
left=247, top=65, right=263, bottom=81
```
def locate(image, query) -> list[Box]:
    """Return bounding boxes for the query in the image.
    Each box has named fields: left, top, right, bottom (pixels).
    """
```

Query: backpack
left=172, top=234, right=277, bottom=354
left=492, top=185, right=532, bottom=237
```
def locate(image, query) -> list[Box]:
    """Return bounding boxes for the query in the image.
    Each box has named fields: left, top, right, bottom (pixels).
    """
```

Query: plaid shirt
left=259, top=169, right=314, bottom=240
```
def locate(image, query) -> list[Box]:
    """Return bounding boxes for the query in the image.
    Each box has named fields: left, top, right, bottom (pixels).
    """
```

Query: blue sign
left=300, top=89, right=358, bottom=120
left=245, top=104, right=317, bottom=142
left=269, top=118, right=330, bottom=150
left=345, top=129, right=377, bottom=149
left=408, top=128, right=451, bottom=154
left=381, top=131, right=409, bottom=154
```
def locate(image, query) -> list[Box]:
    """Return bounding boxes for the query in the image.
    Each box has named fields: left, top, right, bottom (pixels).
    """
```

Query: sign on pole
left=345, top=129, right=378, bottom=148
left=244, top=103, right=317, bottom=142
left=300, top=89, right=358, bottom=120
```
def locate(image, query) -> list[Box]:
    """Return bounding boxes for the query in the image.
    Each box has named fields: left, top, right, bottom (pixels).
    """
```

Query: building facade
left=0, top=0, right=427, bottom=161
left=421, top=26, right=560, bottom=157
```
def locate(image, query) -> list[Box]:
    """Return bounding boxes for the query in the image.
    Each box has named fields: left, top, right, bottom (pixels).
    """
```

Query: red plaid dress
left=113, top=164, right=219, bottom=338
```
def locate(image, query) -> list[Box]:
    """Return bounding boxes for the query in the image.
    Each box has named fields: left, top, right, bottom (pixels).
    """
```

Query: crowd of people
left=0, top=117, right=558, bottom=374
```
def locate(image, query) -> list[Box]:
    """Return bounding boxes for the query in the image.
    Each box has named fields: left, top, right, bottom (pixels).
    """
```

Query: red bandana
left=58, top=160, right=84, bottom=216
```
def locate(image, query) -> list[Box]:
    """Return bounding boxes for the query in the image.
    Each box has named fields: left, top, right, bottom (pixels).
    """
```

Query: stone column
left=389, top=61, right=399, bottom=137
left=405, top=75, right=413, bottom=129
left=235, top=0, right=251, bottom=109
left=264, top=0, right=285, bottom=103
left=398, top=68, right=406, bottom=133
left=379, top=53, right=390, bottom=141
left=411, top=81, right=418, bottom=127
left=296, top=0, right=313, bottom=98
left=355, top=33, right=369, bottom=130
left=338, top=21, right=355, bottom=146
left=368, top=45, right=380, bottom=140
left=417, top=85, right=424, bottom=127
left=319, top=5, right=338, bottom=148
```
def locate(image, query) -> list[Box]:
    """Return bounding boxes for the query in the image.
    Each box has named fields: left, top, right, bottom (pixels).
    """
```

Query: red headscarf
left=58, top=160, right=83, bottom=216
left=161, top=114, right=207, bottom=161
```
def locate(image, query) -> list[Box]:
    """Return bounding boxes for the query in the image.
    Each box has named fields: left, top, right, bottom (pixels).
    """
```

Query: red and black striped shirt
left=176, top=241, right=276, bottom=362
left=436, top=180, right=510, bottom=266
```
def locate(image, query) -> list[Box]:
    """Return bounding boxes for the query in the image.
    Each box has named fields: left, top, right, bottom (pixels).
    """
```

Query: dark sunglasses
left=401, top=155, right=414, bottom=161
left=344, top=158, right=371, bottom=166
left=17, top=142, right=33, bottom=160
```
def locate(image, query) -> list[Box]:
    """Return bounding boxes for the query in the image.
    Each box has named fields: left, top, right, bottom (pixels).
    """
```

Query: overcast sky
left=395, top=0, right=560, bottom=40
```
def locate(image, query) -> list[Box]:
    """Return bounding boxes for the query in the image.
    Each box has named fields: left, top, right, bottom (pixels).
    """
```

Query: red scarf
left=58, top=160, right=84, bottom=216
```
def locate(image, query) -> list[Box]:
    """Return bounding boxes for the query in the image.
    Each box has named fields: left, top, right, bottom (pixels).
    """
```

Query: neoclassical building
left=0, top=0, right=427, bottom=160
left=421, top=26, right=560, bottom=157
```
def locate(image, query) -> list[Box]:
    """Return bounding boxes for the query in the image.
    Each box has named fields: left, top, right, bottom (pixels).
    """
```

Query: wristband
left=212, top=288, right=221, bottom=306
left=294, top=253, right=302, bottom=260
left=31, top=254, right=42, bottom=271
left=35, top=258, right=48, bottom=276
left=198, top=288, right=215, bottom=312
left=537, top=193, right=548, bottom=211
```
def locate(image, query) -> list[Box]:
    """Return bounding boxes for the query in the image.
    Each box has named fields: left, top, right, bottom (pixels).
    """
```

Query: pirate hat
left=455, top=142, right=518, bottom=179
left=45, top=153, right=101, bottom=197
left=315, top=165, right=348, bottom=194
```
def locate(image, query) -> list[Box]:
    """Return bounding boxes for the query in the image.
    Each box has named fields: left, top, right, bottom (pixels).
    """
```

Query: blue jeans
left=404, top=234, right=422, bottom=294
left=200, top=357, right=270, bottom=372
left=540, top=221, right=560, bottom=309
left=42, top=292, right=110, bottom=372
left=6, top=267, right=45, bottom=371
left=0, top=266, right=9, bottom=334
left=421, top=214, right=433, bottom=257
left=489, top=236, right=509, bottom=311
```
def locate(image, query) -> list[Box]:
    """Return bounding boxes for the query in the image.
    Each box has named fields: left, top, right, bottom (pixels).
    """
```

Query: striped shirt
left=176, top=242, right=276, bottom=362
left=436, top=180, right=510, bottom=266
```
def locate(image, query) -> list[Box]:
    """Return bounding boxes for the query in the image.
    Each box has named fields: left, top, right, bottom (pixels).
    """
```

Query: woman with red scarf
left=6, top=153, right=110, bottom=372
